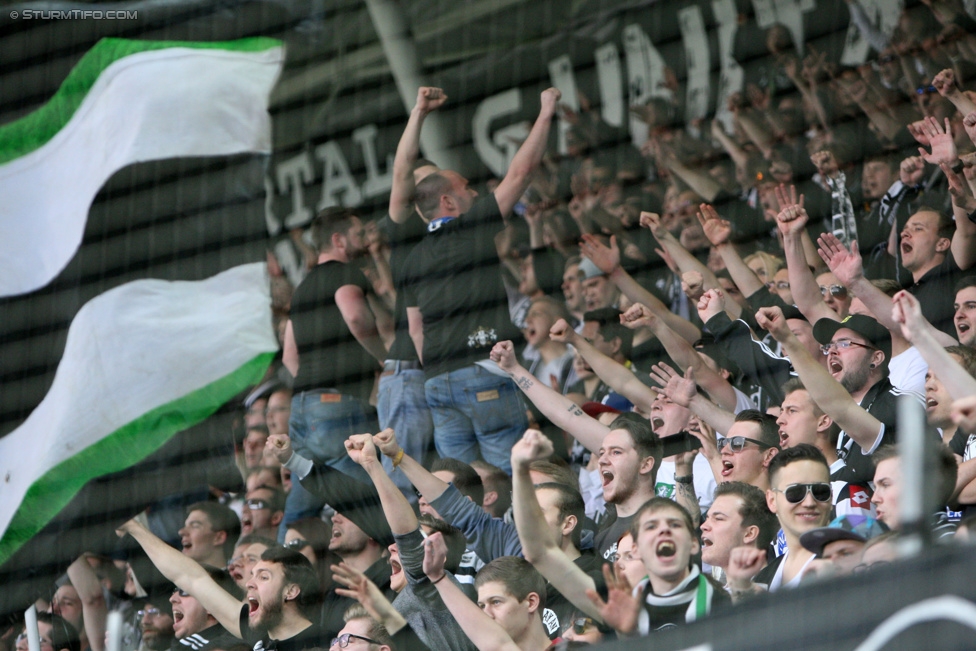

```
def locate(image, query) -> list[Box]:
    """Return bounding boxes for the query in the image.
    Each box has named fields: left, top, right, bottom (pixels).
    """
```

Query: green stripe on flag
left=0, top=36, right=281, bottom=165
left=0, top=351, right=275, bottom=566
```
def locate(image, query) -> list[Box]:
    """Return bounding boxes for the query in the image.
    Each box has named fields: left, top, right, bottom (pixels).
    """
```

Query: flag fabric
left=0, top=263, right=278, bottom=566
left=0, top=36, right=284, bottom=297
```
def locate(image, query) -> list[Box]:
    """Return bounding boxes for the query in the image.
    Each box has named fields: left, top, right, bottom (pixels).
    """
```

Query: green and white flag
left=0, top=263, right=278, bottom=566
left=0, top=36, right=284, bottom=297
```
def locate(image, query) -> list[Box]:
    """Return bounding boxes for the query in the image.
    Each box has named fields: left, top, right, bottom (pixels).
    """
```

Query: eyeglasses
left=717, top=436, right=774, bottom=453
left=285, top=538, right=310, bottom=551
left=916, top=85, right=938, bottom=95
left=767, top=281, right=790, bottom=290
left=773, top=482, right=832, bottom=504
left=330, top=633, right=381, bottom=648
left=820, top=340, right=874, bottom=355
left=171, top=588, right=190, bottom=597
left=137, top=607, right=164, bottom=618
left=819, top=284, right=848, bottom=298
left=243, top=499, right=270, bottom=510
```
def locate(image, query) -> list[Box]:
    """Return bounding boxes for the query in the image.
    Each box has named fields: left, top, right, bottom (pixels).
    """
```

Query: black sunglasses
left=718, top=436, right=774, bottom=453
left=285, top=538, right=310, bottom=551
left=773, top=482, right=832, bottom=504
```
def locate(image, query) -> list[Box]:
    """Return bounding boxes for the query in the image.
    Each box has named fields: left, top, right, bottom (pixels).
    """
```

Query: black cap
left=779, top=305, right=808, bottom=323
left=813, top=315, right=891, bottom=363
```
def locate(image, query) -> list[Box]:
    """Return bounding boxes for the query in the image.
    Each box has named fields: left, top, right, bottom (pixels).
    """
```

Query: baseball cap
left=578, top=257, right=605, bottom=280
left=799, top=514, right=888, bottom=557
left=813, top=314, right=891, bottom=362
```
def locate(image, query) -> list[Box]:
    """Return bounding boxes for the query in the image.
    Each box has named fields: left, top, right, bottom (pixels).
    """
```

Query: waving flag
left=0, top=263, right=278, bottom=567
left=0, top=36, right=284, bottom=297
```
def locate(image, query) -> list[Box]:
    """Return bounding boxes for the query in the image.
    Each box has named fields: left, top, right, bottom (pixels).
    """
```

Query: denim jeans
left=280, top=390, right=377, bottom=540
left=424, top=365, right=528, bottom=473
left=378, top=366, right=435, bottom=503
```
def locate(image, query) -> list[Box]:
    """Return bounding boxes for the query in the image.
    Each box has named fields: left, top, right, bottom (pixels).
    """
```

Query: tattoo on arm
left=516, top=376, right=535, bottom=391
left=567, top=404, right=584, bottom=417
left=676, top=482, right=700, bottom=525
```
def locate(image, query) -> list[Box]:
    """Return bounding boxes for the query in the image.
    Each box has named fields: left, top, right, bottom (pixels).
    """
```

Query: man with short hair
left=404, top=88, right=560, bottom=472
left=170, top=568, right=243, bottom=651
left=871, top=444, right=958, bottom=540
left=264, top=385, right=292, bottom=440
left=579, top=258, right=621, bottom=312
left=424, top=547, right=553, bottom=651
left=717, top=410, right=780, bottom=490
left=119, top=518, right=326, bottom=651
left=240, top=486, right=284, bottom=540
left=137, top=589, right=177, bottom=651
left=179, top=503, right=240, bottom=568
left=282, top=205, right=386, bottom=533
left=727, top=445, right=833, bottom=594
left=776, top=378, right=873, bottom=518
left=322, top=511, right=392, bottom=636
left=953, top=276, right=976, bottom=348
left=332, top=606, right=394, bottom=651
left=700, top=482, right=778, bottom=590
left=561, top=257, right=586, bottom=325
left=470, top=460, right=513, bottom=519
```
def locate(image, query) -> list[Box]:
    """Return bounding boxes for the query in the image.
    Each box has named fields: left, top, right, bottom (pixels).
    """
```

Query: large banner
left=0, top=0, right=907, bottom=619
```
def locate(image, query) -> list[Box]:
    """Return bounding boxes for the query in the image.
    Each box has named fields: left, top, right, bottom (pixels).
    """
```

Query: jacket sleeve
left=705, top=312, right=792, bottom=406
left=428, top=483, right=522, bottom=561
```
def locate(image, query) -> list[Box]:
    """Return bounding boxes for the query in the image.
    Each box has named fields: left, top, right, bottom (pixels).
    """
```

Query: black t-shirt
left=378, top=213, right=428, bottom=361
left=543, top=552, right=608, bottom=640
left=404, top=195, right=520, bottom=377
left=594, top=511, right=635, bottom=562
left=290, top=260, right=379, bottom=399
left=174, top=625, right=240, bottom=651
left=909, top=252, right=963, bottom=338
left=238, top=606, right=328, bottom=651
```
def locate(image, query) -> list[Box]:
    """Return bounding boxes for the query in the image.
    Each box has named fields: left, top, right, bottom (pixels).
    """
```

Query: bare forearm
left=907, top=324, right=976, bottom=399
left=396, top=453, right=449, bottom=503
left=68, top=556, right=107, bottom=651
left=665, top=159, right=721, bottom=203
left=610, top=267, right=700, bottom=342
left=505, top=364, right=608, bottom=453
left=784, top=233, right=834, bottom=322
left=572, top=336, right=656, bottom=411
left=736, top=113, right=775, bottom=158
left=433, top=579, right=519, bottom=651
left=654, top=323, right=737, bottom=411
left=688, top=394, right=735, bottom=436
left=389, top=106, right=428, bottom=223
left=953, top=457, right=976, bottom=503
left=364, top=460, right=419, bottom=535
left=674, top=479, right=701, bottom=527
left=716, top=243, right=765, bottom=297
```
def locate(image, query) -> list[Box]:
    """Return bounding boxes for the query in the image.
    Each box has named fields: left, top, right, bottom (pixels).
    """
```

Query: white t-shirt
left=888, top=346, right=928, bottom=397
left=655, top=455, right=717, bottom=513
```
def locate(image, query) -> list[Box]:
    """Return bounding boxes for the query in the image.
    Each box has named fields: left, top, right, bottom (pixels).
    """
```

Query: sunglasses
left=718, top=436, right=773, bottom=453
left=243, top=499, right=270, bottom=510
left=819, top=284, right=848, bottom=298
left=330, top=633, right=381, bottom=648
left=285, top=538, right=310, bottom=551
left=171, top=588, right=190, bottom=597
left=821, top=340, right=875, bottom=355
left=773, top=482, right=832, bottom=503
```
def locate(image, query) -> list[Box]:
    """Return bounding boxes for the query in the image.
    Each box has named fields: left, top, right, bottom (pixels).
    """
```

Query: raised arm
left=548, top=318, right=656, bottom=412
left=756, top=307, right=883, bottom=452
left=283, top=320, right=299, bottom=377
left=698, top=204, right=766, bottom=298
left=390, top=87, right=447, bottom=223
left=640, top=211, right=722, bottom=293
left=489, top=341, right=609, bottom=454
left=892, top=291, right=976, bottom=399
left=423, top=534, right=521, bottom=651
left=345, top=432, right=418, bottom=535
left=819, top=232, right=958, bottom=346
left=621, top=303, right=738, bottom=412
left=943, top=162, right=976, bottom=271
left=493, top=89, right=560, bottom=217
left=118, top=517, right=242, bottom=638
left=510, top=431, right=603, bottom=621
left=775, top=185, right=837, bottom=323
left=579, top=234, right=700, bottom=342
left=67, top=556, right=107, bottom=651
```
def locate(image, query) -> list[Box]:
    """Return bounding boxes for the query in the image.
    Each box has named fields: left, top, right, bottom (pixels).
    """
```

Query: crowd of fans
left=10, top=2, right=976, bottom=650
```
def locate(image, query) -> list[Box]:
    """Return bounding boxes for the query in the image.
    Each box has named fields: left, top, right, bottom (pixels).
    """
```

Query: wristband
left=674, top=474, right=694, bottom=485
left=392, top=448, right=405, bottom=468
left=430, top=574, right=447, bottom=584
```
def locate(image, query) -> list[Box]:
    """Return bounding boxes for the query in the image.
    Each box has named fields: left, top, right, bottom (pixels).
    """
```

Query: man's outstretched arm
left=118, top=517, right=242, bottom=637
left=489, top=340, right=610, bottom=454
left=389, top=87, right=447, bottom=223
left=493, top=89, right=560, bottom=217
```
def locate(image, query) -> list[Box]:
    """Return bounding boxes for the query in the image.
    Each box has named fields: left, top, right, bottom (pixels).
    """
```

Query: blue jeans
left=424, top=365, right=528, bottom=473
left=281, top=390, right=377, bottom=539
left=378, top=366, right=435, bottom=504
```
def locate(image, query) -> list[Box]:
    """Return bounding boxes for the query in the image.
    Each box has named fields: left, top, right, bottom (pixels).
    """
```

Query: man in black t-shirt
left=403, top=88, right=560, bottom=472
left=281, top=207, right=386, bottom=532
left=171, top=567, right=242, bottom=651
left=120, top=518, right=327, bottom=651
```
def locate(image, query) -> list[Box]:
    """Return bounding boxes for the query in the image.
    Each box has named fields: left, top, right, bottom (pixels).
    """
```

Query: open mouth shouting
left=656, top=539, right=677, bottom=558
left=721, top=459, right=735, bottom=479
